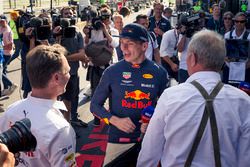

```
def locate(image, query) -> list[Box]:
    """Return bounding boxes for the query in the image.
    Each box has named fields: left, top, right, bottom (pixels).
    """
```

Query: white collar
left=186, top=71, right=221, bottom=83
left=27, top=95, right=67, bottom=111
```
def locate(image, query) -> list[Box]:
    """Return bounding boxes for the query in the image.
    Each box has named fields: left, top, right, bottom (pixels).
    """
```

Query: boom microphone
left=140, top=106, right=155, bottom=140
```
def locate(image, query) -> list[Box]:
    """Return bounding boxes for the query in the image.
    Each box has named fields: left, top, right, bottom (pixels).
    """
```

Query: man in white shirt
left=0, top=44, right=76, bottom=167
left=137, top=30, right=250, bottom=167
left=135, top=14, right=161, bottom=64
left=224, top=12, right=250, bottom=85
left=160, top=22, right=186, bottom=81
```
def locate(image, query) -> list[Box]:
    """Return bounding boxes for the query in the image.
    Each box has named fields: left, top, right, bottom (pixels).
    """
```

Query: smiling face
left=114, top=17, right=123, bottom=32
left=120, top=38, right=148, bottom=64
left=234, top=15, right=247, bottom=32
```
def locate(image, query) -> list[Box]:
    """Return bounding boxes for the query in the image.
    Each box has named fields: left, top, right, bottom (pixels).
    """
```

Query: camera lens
left=0, top=118, right=37, bottom=153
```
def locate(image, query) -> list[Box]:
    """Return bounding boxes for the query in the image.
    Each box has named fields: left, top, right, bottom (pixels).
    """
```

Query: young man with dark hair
left=90, top=23, right=168, bottom=166
left=54, top=7, right=88, bottom=125
left=148, top=2, right=171, bottom=47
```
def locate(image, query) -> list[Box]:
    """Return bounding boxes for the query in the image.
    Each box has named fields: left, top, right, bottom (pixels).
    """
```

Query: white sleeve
left=237, top=98, right=250, bottom=167
left=110, top=28, right=119, bottom=48
left=160, top=32, right=170, bottom=57
left=137, top=93, right=167, bottom=167
left=153, top=37, right=159, bottom=49
left=48, top=126, right=76, bottom=167
left=0, top=114, right=10, bottom=133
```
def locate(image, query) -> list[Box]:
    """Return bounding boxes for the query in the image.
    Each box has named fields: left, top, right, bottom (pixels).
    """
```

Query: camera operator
left=0, top=143, right=15, bottom=167
left=83, top=8, right=119, bottom=126
left=177, top=23, right=191, bottom=83
left=160, top=22, right=184, bottom=82
left=0, top=44, right=76, bottom=167
left=53, top=7, right=88, bottom=125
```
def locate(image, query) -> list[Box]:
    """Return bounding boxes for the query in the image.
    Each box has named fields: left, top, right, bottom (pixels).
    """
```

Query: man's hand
left=154, top=27, right=164, bottom=36
left=25, top=27, right=34, bottom=37
left=53, top=26, right=62, bottom=35
left=140, top=123, right=149, bottom=134
left=109, top=116, right=136, bottom=133
left=171, top=63, right=179, bottom=72
left=0, top=144, right=15, bottom=167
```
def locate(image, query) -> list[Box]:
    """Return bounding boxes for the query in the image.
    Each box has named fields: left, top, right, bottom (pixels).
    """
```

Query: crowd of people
left=0, top=1, right=250, bottom=167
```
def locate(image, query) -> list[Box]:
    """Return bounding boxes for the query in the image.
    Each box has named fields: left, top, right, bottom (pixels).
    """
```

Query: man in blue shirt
left=90, top=23, right=168, bottom=166
left=148, top=2, right=171, bottom=47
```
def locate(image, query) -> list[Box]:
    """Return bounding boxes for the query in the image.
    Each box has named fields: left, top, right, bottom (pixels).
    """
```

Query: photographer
left=0, top=143, right=15, bottom=167
left=83, top=8, right=119, bottom=126
left=0, top=44, right=76, bottom=167
left=53, top=7, right=88, bottom=125
left=177, top=23, right=191, bottom=83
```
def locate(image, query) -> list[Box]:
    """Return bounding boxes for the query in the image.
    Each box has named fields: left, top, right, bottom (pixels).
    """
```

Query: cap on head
left=120, top=23, right=148, bottom=42
left=0, top=15, right=7, bottom=22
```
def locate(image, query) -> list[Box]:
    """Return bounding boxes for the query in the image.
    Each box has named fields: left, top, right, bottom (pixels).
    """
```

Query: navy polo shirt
left=148, top=16, right=171, bottom=47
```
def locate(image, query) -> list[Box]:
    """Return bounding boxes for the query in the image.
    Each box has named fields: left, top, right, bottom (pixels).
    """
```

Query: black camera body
left=26, top=17, right=52, bottom=41
left=91, top=17, right=104, bottom=31
left=179, top=12, right=209, bottom=38
left=0, top=118, right=37, bottom=153
left=53, top=17, right=77, bottom=38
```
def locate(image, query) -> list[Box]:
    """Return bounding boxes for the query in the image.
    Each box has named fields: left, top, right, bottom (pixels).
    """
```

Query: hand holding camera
left=0, top=144, right=15, bottom=167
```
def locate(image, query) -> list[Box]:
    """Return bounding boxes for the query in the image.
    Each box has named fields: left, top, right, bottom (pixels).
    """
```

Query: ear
left=142, top=42, right=148, bottom=51
left=190, top=53, right=198, bottom=67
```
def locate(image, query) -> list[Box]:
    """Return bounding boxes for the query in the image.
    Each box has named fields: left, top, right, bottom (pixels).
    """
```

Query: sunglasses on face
left=224, top=17, right=232, bottom=20
left=235, top=20, right=246, bottom=24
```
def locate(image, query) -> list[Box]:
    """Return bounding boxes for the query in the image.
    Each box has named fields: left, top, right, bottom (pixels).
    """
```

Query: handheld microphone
left=140, top=106, right=155, bottom=140
left=239, top=81, right=250, bottom=95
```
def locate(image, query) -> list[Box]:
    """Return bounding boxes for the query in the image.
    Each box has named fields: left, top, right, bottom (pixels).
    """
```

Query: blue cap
left=120, top=23, right=148, bottom=42
left=0, top=14, right=7, bottom=21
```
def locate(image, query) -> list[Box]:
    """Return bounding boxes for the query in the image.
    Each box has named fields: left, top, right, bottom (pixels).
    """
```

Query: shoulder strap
left=229, top=30, right=233, bottom=39
left=149, top=31, right=156, bottom=41
left=185, top=80, right=224, bottom=167
left=243, top=30, right=249, bottom=40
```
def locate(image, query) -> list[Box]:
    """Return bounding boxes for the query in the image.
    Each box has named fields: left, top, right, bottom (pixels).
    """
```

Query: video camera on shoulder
left=179, top=12, right=209, bottom=38
left=59, top=17, right=77, bottom=38
left=225, top=39, right=250, bottom=60
left=26, top=17, right=52, bottom=41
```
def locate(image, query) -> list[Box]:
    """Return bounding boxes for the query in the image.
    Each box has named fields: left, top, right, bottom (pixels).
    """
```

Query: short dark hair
left=163, top=7, right=173, bottom=14
left=135, top=14, right=148, bottom=23
left=119, top=7, right=130, bottom=18
left=212, top=4, right=219, bottom=10
left=153, top=2, right=164, bottom=10
left=60, top=6, right=73, bottom=16
left=234, top=12, right=247, bottom=20
left=26, top=44, right=67, bottom=88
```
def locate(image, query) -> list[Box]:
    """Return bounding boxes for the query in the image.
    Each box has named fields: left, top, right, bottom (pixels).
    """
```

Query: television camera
left=179, top=11, right=210, bottom=38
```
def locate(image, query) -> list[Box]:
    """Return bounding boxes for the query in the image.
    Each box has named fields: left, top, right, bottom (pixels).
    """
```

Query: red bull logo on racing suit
left=122, top=90, right=152, bottom=109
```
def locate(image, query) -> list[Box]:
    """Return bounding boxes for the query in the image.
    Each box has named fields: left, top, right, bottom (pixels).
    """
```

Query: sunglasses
left=224, top=17, right=232, bottom=20
left=235, top=20, right=246, bottom=24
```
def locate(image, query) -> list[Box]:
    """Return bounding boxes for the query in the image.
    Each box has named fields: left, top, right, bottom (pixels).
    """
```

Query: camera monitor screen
left=225, top=39, right=250, bottom=59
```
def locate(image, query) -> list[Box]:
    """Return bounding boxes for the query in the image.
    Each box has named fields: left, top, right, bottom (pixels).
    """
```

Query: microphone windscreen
left=29, top=17, right=43, bottom=27
left=60, top=18, right=70, bottom=28
left=141, top=106, right=155, bottom=123
left=141, top=106, right=154, bottom=118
